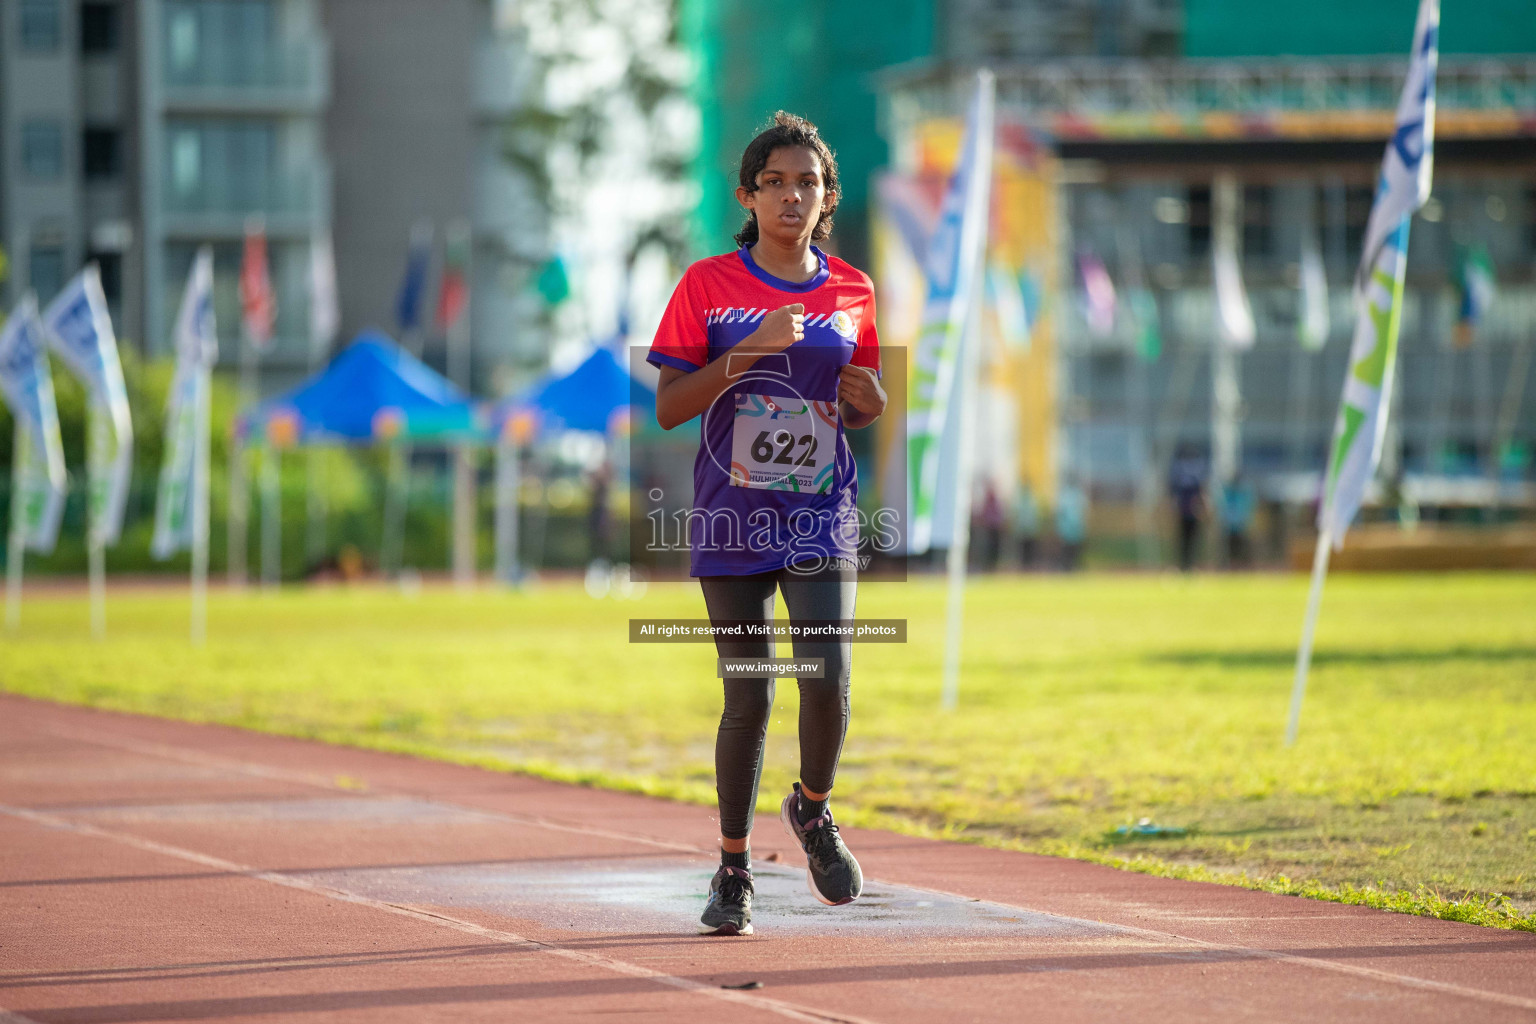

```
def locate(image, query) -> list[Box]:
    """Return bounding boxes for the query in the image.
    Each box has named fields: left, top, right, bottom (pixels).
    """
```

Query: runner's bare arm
left=654, top=304, right=805, bottom=429
left=837, top=364, right=885, bottom=429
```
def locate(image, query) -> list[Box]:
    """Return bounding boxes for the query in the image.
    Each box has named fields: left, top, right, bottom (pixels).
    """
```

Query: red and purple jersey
left=649, top=246, right=881, bottom=576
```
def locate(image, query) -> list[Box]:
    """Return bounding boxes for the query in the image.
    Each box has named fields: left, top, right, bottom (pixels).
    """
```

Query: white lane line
left=0, top=1008, right=45, bottom=1024
left=874, top=877, right=1536, bottom=1013
left=0, top=803, right=878, bottom=1024
left=29, top=723, right=1536, bottom=1012
left=34, top=726, right=705, bottom=855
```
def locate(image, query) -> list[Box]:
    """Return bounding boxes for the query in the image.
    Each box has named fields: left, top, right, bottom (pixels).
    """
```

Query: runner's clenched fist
left=749, top=303, right=805, bottom=354
left=837, top=363, right=885, bottom=420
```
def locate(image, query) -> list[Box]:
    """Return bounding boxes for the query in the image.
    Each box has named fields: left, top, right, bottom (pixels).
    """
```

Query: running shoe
left=698, top=865, right=754, bottom=935
left=780, top=782, right=862, bottom=906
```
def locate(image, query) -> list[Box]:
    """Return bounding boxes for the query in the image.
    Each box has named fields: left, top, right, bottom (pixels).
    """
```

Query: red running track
left=1, top=694, right=1533, bottom=1023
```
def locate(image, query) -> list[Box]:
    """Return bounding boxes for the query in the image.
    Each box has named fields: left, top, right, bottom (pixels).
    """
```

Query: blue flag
left=1319, top=0, right=1437, bottom=546
left=395, top=222, right=433, bottom=334
left=42, top=266, right=134, bottom=545
left=0, top=297, right=67, bottom=552
left=153, top=248, right=218, bottom=560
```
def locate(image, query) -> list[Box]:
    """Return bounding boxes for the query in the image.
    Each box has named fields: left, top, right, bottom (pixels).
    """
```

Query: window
left=164, top=1, right=274, bottom=86
left=164, top=119, right=275, bottom=211
left=80, top=2, right=120, bottom=54
left=30, top=245, right=65, bottom=302
left=83, top=127, right=122, bottom=180
left=1186, top=185, right=1212, bottom=260
left=170, top=128, right=202, bottom=195
left=20, top=0, right=61, bottom=51
left=167, top=5, right=200, bottom=73
left=1242, top=185, right=1273, bottom=261
left=22, top=121, right=64, bottom=179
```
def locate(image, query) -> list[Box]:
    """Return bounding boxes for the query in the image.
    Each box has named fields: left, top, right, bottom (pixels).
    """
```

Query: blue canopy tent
left=242, top=331, right=478, bottom=444
left=237, top=332, right=481, bottom=581
left=491, top=344, right=655, bottom=442
left=489, top=345, right=657, bottom=584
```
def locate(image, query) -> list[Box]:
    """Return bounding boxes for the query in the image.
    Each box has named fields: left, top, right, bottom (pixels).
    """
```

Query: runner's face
left=738, top=146, right=828, bottom=247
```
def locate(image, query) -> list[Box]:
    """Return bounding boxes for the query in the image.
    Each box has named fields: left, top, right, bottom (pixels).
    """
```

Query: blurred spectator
left=1055, top=476, right=1088, bottom=571
left=589, top=458, right=613, bottom=566
left=972, top=480, right=1005, bottom=571
left=1220, top=472, right=1256, bottom=568
left=1169, top=446, right=1206, bottom=572
left=1013, top=480, right=1041, bottom=569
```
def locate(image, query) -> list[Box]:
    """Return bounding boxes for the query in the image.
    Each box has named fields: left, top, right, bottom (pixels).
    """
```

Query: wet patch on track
left=288, top=857, right=1120, bottom=938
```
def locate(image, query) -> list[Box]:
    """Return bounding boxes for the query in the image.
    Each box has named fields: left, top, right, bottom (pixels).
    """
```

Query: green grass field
left=4, top=572, right=1534, bottom=930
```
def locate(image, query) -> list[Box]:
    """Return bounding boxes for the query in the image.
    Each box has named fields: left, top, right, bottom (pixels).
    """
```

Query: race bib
left=730, top=393, right=838, bottom=493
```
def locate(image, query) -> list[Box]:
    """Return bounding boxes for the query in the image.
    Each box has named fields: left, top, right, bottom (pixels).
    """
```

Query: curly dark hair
left=733, top=111, right=840, bottom=249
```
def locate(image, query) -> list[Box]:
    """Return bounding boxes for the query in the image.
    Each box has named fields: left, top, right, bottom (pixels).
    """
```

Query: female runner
left=648, top=112, right=886, bottom=936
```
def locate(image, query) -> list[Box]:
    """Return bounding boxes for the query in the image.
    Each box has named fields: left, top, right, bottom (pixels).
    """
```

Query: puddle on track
left=290, top=858, right=1118, bottom=938
left=63, top=797, right=1123, bottom=938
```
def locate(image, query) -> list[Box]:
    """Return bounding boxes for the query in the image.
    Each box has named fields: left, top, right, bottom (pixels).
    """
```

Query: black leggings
left=699, top=561, right=856, bottom=840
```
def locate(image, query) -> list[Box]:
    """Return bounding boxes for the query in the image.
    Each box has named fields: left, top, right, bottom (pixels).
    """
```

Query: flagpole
left=87, top=406, right=107, bottom=639
left=445, top=220, right=475, bottom=589
left=452, top=445, right=476, bottom=589
left=494, top=435, right=521, bottom=585
left=940, top=69, right=995, bottom=710
left=1286, top=525, right=1333, bottom=746
left=260, top=443, right=281, bottom=589
left=941, top=287, right=982, bottom=711
left=191, top=362, right=211, bottom=645
left=6, top=423, right=26, bottom=631
left=382, top=442, right=407, bottom=579
left=229, top=334, right=255, bottom=587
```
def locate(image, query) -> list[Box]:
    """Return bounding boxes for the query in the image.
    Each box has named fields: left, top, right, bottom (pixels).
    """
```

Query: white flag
left=1319, top=0, right=1437, bottom=545
left=907, top=70, right=995, bottom=555
left=0, top=297, right=67, bottom=552
left=1213, top=174, right=1255, bottom=349
left=152, top=248, right=218, bottom=559
left=310, top=229, right=340, bottom=361
left=42, top=265, right=134, bottom=545
left=1298, top=219, right=1330, bottom=351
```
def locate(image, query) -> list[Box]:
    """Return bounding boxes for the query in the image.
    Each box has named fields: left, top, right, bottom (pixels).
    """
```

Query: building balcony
left=882, top=56, right=1536, bottom=144
left=161, top=162, right=330, bottom=239
left=161, top=37, right=330, bottom=114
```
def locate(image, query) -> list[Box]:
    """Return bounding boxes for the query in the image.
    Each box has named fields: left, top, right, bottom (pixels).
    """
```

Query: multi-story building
left=1, top=0, right=547, bottom=395
left=880, top=0, right=1536, bottom=539
left=1, top=0, right=141, bottom=331
left=143, top=0, right=331, bottom=375
left=1, top=0, right=330, bottom=374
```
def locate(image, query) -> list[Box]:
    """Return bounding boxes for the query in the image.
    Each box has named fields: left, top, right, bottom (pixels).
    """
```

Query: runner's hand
left=747, top=303, right=805, bottom=355
left=838, top=364, right=885, bottom=417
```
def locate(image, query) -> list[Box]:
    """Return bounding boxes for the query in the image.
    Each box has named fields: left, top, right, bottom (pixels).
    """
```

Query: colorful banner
left=153, top=247, right=218, bottom=560
left=906, top=72, right=995, bottom=555
left=42, top=265, right=134, bottom=545
left=1319, top=0, right=1438, bottom=546
left=0, top=297, right=67, bottom=552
